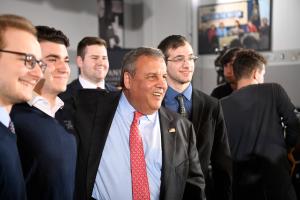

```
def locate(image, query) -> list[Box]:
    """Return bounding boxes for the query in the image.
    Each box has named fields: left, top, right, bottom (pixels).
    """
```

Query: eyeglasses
left=0, top=49, right=47, bottom=73
left=167, top=55, right=198, bottom=64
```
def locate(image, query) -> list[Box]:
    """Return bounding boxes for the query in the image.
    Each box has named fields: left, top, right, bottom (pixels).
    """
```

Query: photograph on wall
left=198, top=0, right=272, bottom=54
left=97, top=0, right=124, bottom=49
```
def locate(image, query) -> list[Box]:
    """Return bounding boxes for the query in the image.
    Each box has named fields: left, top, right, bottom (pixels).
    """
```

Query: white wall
left=0, top=0, right=99, bottom=80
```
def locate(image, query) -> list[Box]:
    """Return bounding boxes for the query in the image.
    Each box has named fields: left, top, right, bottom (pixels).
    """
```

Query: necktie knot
left=133, top=111, right=142, bottom=123
left=176, top=94, right=188, bottom=118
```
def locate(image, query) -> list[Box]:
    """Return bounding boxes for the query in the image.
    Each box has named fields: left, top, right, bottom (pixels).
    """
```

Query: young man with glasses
left=158, top=35, right=232, bottom=200
left=0, top=14, right=44, bottom=199
left=11, top=26, right=77, bottom=200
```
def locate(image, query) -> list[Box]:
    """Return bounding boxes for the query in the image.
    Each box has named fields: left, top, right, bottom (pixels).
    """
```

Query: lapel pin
left=168, top=128, right=176, bottom=133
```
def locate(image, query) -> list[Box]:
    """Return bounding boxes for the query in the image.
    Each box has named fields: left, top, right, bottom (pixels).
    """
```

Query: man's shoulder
left=59, top=79, right=81, bottom=100
left=193, top=88, right=219, bottom=106
left=211, top=83, right=233, bottom=99
left=11, top=103, right=34, bottom=117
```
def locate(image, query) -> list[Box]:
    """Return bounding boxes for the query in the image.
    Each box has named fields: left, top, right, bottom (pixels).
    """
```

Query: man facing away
left=72, top=47, right=206, bottom=200
left=0, top=14, right=44, bottom=199
left=59, top=36, right=115, bottom=101
left=221, top=49, right=300, bottom=200
left=158, top=35, right=232, bottom=200
left=11, top=26, right=77, bottom=200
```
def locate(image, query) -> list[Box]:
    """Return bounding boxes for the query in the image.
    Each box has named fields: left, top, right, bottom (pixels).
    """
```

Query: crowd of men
left=1, top=14, right=300, bottom=200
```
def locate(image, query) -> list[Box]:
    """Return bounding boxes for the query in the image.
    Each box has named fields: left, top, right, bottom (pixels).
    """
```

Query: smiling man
left=0, top=14, right=44, bottom=199
left=59, top=36, right=116, bottom=101
left=158, top=35, right=232, bottom=200
left=73, top=47, right=206, bottom=200
left=11, top=26, right=77, bottom=200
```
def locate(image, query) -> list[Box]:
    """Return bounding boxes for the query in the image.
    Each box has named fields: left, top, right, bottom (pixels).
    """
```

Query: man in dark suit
left=221, top=49, right=300, bottom=200
left=59, top=36, right=115, bottom=101
left=0, top=14, right=44, bottom=199
left=73, top=47, right=206, bottom=200
left=158, top=35, right=232, bottom=200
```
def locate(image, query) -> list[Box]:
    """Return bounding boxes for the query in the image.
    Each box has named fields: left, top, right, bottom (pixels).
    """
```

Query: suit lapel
left=159, top=107, right=176, bottom=197
left=86, top=91, right=121, bottom=195
left=191, top=90, right=203, bottom=132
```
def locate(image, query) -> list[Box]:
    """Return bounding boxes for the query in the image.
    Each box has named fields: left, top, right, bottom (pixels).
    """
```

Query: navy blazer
left=0, top=123, right=26, bottom=199
left=71, top=90, right=206, bottom=200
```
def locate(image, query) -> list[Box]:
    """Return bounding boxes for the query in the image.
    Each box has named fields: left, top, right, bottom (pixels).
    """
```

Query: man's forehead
left=168, top=43, right=193, bottom=56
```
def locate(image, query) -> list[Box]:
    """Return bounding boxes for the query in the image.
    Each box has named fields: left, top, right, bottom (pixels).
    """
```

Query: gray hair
left=120, top=47, right=165, bottom=88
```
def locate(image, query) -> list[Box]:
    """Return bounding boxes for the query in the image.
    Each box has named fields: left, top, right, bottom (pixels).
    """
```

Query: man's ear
left=253, top=68, right=260, bottom=80
left=76, top=56, right=83, bottom=69
left=123, top=72, right=132, bottom=89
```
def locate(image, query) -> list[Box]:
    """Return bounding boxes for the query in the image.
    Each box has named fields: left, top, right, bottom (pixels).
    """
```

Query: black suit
left=59, top=78, right=116, bottom=101
left=72, top=90, right=206, bottom=200
left=221, top=83, right=300, bottom=200
left=190, top=89, right=232, bottom=200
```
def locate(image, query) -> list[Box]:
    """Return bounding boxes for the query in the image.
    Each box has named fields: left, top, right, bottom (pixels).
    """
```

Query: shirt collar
left=79, top=75, right=105, bottom=89
left=118, top=92, right=157, bottom=123
left=165, top=83, right=193, bottom=101
left=28, top=92, right=64, bottom=117
left=0, top=106, right=10, bottom=128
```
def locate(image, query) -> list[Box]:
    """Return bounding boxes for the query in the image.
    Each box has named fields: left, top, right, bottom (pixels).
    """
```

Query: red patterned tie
left=130, top=111, right=150, bottom=200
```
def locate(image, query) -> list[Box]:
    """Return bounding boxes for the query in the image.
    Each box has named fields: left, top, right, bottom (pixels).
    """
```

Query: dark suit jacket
left=189, top=89, right=232, bottom=200
left=72, top=90, right=206, bottom=200
left=58, top=78, right=116, bottom=101
left=0, top=123, right=26, bottom=200
left=221, top=83, right=300, bottom=200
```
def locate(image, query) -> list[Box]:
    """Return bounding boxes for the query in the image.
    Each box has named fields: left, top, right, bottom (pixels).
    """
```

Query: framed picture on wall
left=97, top=0, right=124, bottom=49
left=198, top=0, right=272, bottom=54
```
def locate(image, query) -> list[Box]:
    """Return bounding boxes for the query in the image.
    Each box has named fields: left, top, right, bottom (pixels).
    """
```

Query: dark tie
left=129, top=111, right=150, bottom=200
left=176, top=94, right=188, bottom=118
left=8, top=120, right=15, bottom=134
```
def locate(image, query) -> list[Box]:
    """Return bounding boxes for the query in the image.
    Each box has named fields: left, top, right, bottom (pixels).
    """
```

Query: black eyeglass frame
left=167, top=55, right=199, bottom=63
left=0, top=49, right=47, bottom=72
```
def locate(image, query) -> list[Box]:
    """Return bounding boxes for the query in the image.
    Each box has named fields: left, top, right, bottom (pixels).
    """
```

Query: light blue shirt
left=92, top=93, right=162, bottom=200
left=0, top=106, right=10, bottom=128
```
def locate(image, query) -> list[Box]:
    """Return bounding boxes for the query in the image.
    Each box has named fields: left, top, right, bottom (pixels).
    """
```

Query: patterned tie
left=8, top=120, right=15, bottom=134
left=129, top=111, right=150, bottom=200
left=176, top=94, right=188, bottom=118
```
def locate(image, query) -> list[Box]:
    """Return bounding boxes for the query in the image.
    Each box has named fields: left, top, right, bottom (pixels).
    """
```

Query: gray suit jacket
left=72, top=90, right=206, bottom=200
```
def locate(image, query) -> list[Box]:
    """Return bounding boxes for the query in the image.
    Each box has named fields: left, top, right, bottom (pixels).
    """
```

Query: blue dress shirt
left=92, top=93, right=162, bottom=200
left=164, top=84, right=193, bottom=118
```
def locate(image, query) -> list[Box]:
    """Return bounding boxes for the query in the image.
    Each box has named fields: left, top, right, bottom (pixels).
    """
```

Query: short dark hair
left=120, top=47, right=165, bottom=88
left=35, top=25, right=69, bottom=47
left=77, top=36, right=107, bottom=59
left=0, top=14, right=36, bottom=49
left=233, top=49, right=267, bottom=81
left=220, top=47, right=242, bottom=67
left=157, top=35, right=188, bottom=59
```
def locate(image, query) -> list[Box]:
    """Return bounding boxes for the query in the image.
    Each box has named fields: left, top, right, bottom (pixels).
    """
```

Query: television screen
left=198, top=0, right=272, bottom=54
